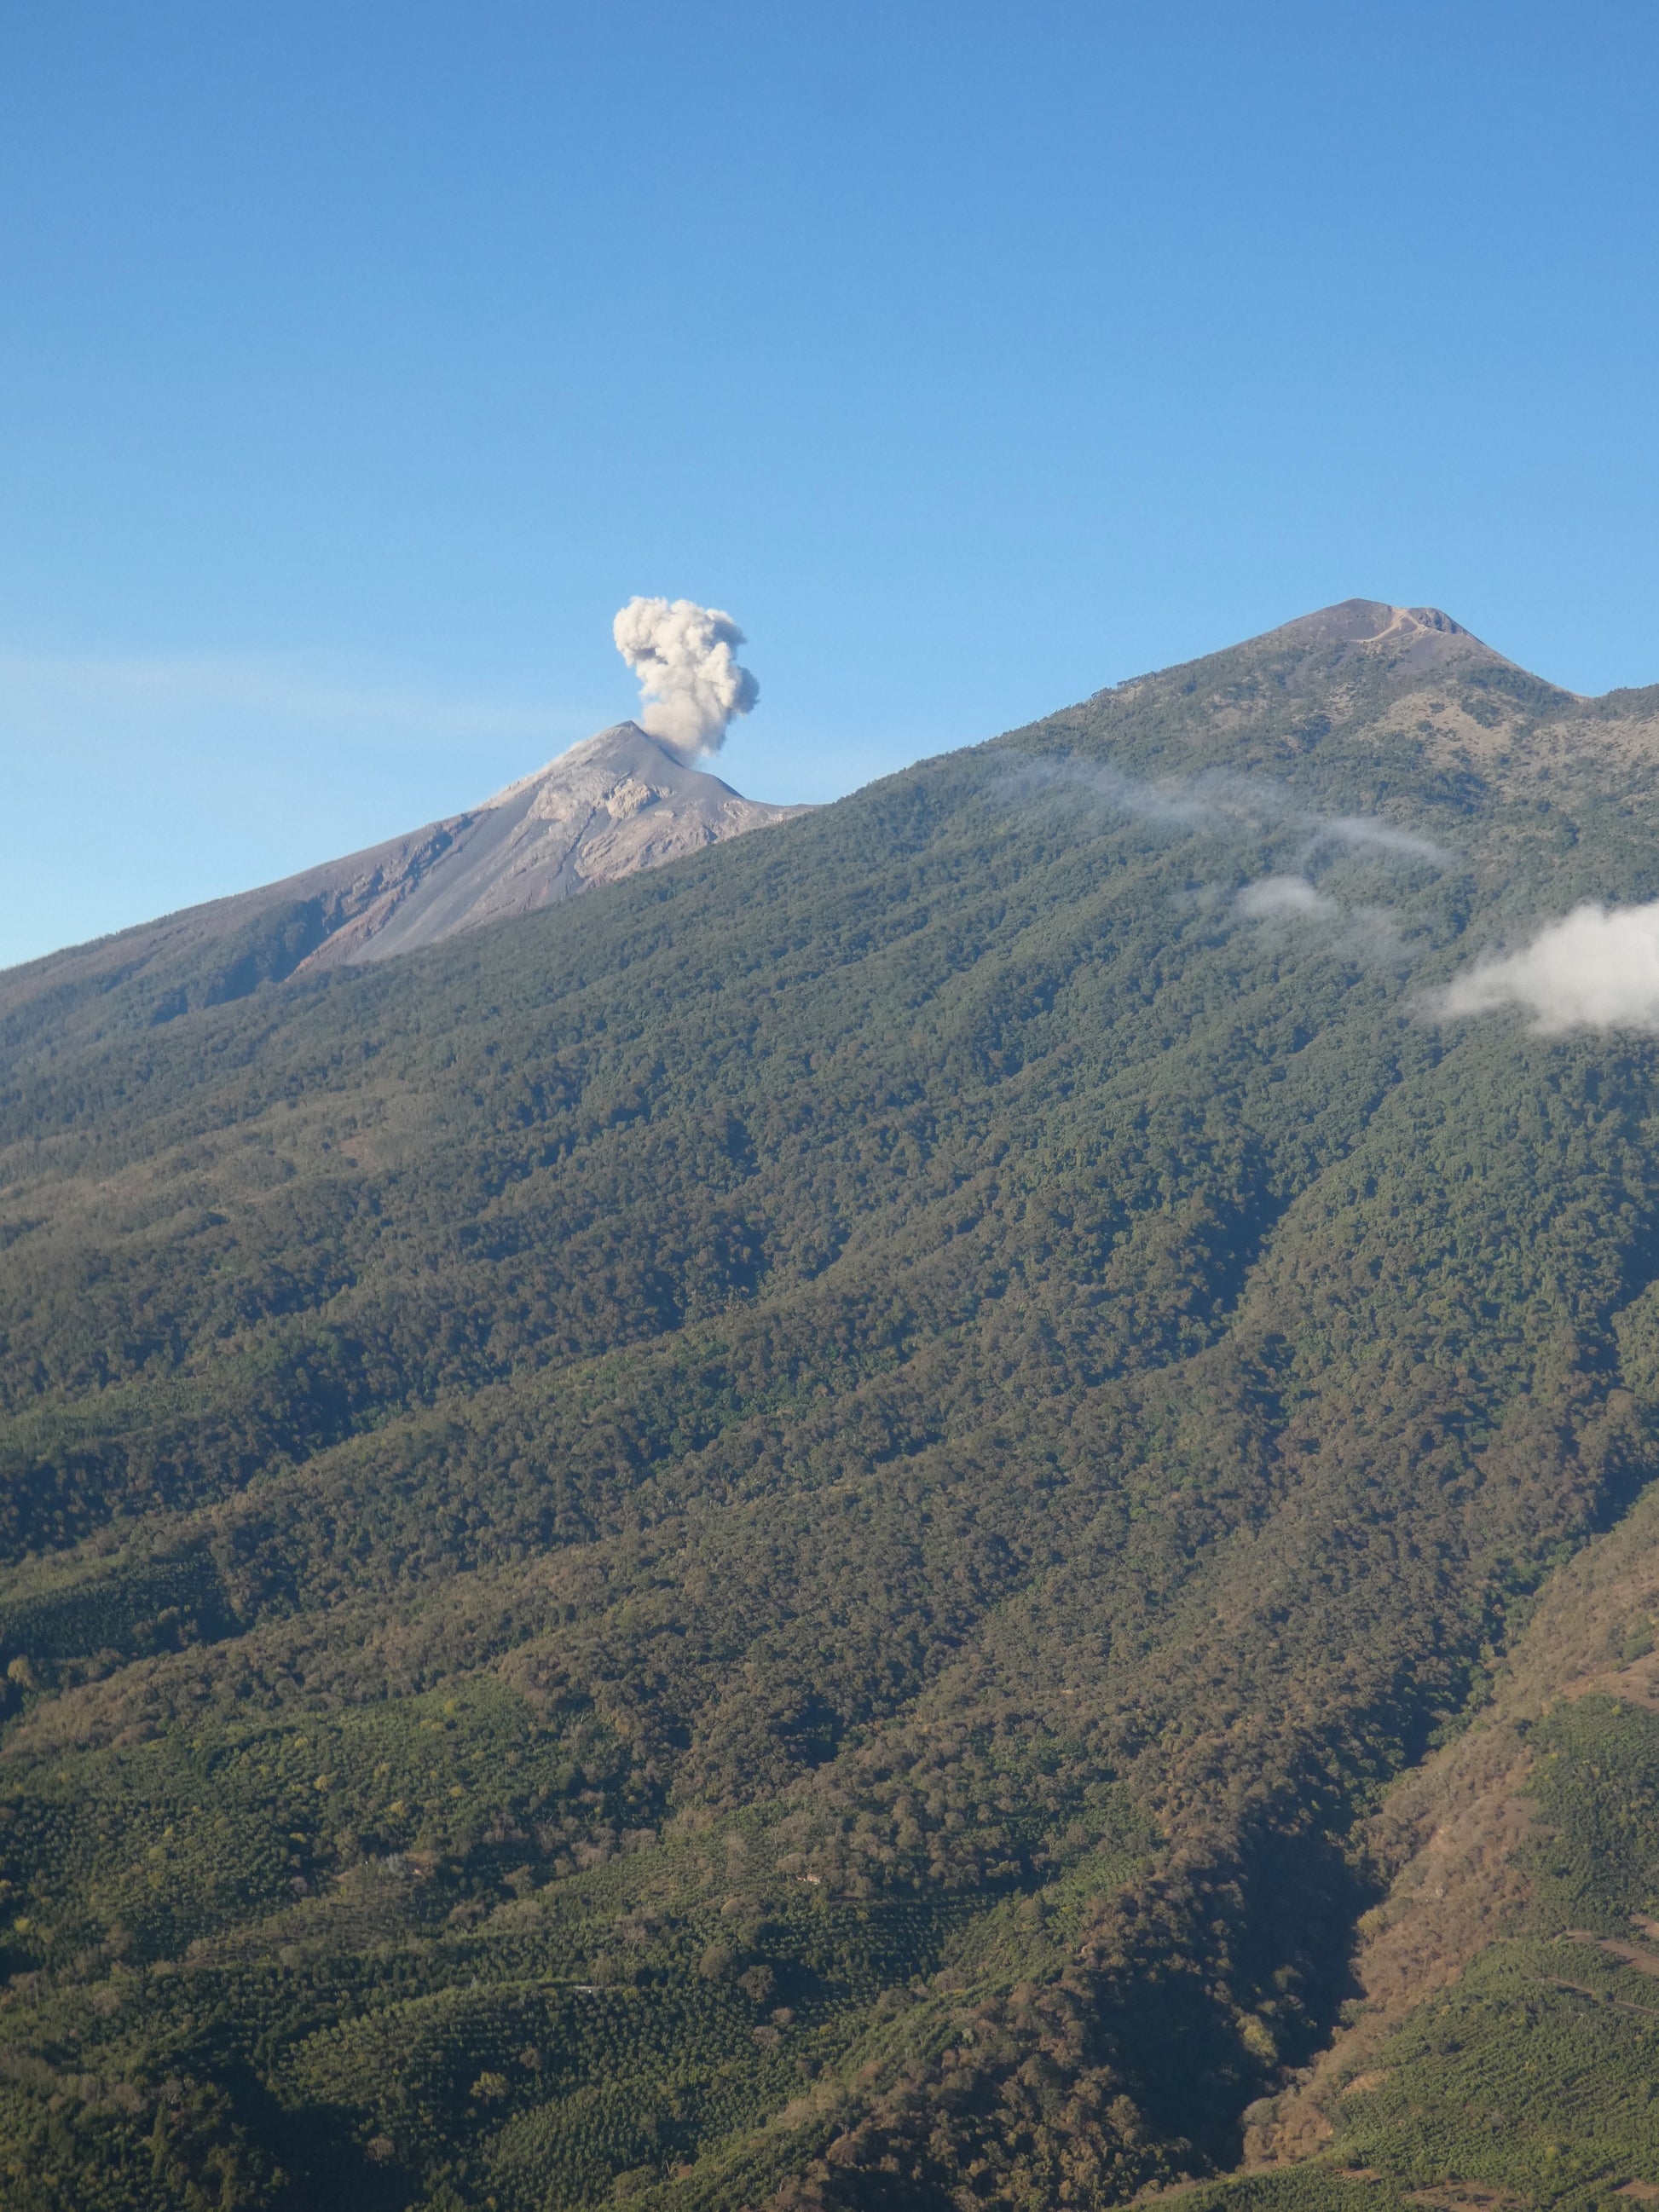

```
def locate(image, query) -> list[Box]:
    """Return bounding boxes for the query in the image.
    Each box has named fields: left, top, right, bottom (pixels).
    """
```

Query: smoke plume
left=1436, top=899, right=1659, bottom=1031
left=613, top=597, right=758, bottom=759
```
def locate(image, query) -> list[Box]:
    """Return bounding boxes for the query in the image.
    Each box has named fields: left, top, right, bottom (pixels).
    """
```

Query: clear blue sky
left=3, top=2, right=1657, bottom=966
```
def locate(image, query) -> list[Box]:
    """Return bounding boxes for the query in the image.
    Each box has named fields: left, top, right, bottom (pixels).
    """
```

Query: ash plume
left=1435, top=900, right=1659, bottom=1032
left=612, top=597, right=758, bottom=760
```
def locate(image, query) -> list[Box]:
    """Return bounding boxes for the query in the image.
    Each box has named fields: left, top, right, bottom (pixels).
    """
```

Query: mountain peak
left=0, top=724, right=808, bottom=1035
left=303, top=725, right=806, bottom=969
left=481, top=720, right=743, bottom=813
left=1263, top=597, right=1512, bottom=675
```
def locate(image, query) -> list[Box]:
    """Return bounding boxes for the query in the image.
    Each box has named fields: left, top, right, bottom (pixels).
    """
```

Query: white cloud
left=1237, top=875, right=1338, bottom=920
left=1436, top=900, right=1659, bottom=1031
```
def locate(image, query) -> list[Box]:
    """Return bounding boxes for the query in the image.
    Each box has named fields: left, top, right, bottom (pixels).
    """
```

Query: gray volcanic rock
left=0, top=723, right=807, bottom=1048
left=298, top=721, right=808, bottom=970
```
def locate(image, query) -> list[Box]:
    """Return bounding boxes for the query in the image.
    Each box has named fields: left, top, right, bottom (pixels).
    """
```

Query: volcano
left=0, top=719, right=806, bottom=1039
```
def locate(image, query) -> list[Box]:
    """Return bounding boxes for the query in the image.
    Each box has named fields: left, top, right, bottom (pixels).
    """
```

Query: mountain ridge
left=5, top=597, right=1647, bottom=1048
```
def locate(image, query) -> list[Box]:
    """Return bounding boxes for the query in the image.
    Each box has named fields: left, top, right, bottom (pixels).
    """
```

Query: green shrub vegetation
left=4, top=612, right=1659, bottom=2206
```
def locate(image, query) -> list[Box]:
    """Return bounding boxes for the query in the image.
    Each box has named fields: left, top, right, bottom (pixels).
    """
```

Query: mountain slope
left=1217, top=1397, right=1659, bottom=2207
left=0, top=720, right=803, bottom=1051
left=300, top=722, right=807, bottom=971
left=3, top=599, right=1659, bottom=2211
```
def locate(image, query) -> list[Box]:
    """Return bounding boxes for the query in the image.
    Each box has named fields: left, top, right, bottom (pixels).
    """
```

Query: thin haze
left=997, top=753, right=1455, bottom=868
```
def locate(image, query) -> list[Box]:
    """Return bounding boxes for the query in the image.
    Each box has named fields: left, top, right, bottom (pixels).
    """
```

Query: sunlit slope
left=1211, top=1424, right=1659, bottom=2212
left=4, top=601, right=1659, bottom=2209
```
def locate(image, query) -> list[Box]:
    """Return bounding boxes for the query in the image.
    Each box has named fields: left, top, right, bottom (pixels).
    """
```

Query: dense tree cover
left=3, top=610, right=1659, bottom=2208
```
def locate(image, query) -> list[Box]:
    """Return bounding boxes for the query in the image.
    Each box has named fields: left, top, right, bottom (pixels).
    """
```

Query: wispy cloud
left=1234, top=873, right=1410, bottom=961
left=0, top=649, right=579, bottom=750
left=1314, top=815, right=1451, bottom=866
left=991, top=753, right=1442, bottom=965
left=994, top=751, right=1456, bottom=869
left=991, top=752, right=1227, bottom=829
left=1434, top=900, right=1659, bottom=1032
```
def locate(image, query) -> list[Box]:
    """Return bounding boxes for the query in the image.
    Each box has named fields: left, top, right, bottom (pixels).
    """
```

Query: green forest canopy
left=4, top=604, right=1659, bottom=2209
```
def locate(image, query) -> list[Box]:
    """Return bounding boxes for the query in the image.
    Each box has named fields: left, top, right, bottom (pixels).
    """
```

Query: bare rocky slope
left=0, top=720, right=805, bottom=1049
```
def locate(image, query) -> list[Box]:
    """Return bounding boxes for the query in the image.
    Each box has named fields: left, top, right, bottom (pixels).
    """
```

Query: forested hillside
left=4, top=598, right=1659, bottom=2212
